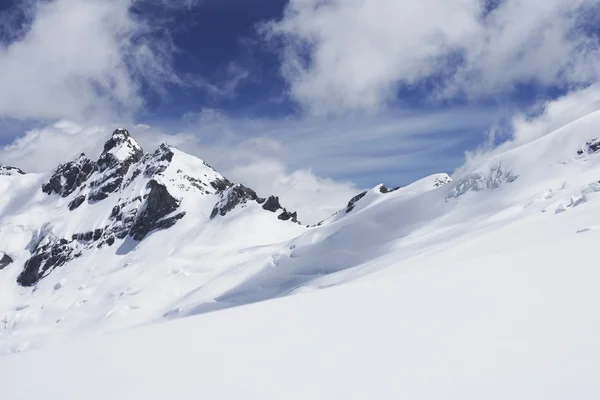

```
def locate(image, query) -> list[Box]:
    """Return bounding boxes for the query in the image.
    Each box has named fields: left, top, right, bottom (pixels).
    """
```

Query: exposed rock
left=143, top=144, right=174, bottom=178
left=129, top=180, right=184, bottom=241
left=210, top=177, right=233, bottom=192
left=379, top=185, right=400, bottom=194
left=89, top=129, right=144, bottom=202
left=262, top=196, right=282, bottom=212
left=346, top=191, right=367, bottom=213
left=278, top=209, right=299, bottom=223
left=577, top=138, right=600, bottom=155
left=68, top=195, right=86, bottom=211
left=17, top=240, right=79, bottom=287
left=72, top=229, right=104, bottom=243
left=0, top=165, right=25, bottom=176
left=0, top=252, right=13, bottom=270
left=42, top=154, right=96, bottom=197
left=211, top=184, right=259, bottom=219
left=100, top=129, right=143, bottom=166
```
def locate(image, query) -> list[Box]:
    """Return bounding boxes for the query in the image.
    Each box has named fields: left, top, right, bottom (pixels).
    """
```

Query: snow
left=1, top=215, right=599, bottom=399
left=2, top=111, right=600, bottom=398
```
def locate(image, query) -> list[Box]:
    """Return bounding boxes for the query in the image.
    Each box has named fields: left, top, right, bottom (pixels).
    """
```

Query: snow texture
left=2, top=112, right=600, bottom=399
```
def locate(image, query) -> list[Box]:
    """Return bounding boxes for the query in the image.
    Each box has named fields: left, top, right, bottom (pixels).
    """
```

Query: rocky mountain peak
left=16, top=127, right=304, bottom=287
left=0, top=165, right=26, bottom=176
left=98, top=129, right=143, bottom=171
left=102, top=128, right=142, bottom=155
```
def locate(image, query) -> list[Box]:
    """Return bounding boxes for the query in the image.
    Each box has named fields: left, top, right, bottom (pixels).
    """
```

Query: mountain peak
left=100, top=128, right=143, bottom=164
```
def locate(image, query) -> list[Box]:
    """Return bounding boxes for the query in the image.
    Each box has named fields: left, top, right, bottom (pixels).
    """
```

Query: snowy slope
left=0, top=129, right=306, bottom=353
left=1, top=109, right=600, bottom=398
left=1, top=204, right=599, bottom=399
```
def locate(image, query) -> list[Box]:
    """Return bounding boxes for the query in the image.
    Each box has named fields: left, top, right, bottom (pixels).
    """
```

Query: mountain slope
left=1, top=188, right=599, bottom=399
left=0, top=129, right=306, bottom=353
left=2, top=107, right=600, bottom=373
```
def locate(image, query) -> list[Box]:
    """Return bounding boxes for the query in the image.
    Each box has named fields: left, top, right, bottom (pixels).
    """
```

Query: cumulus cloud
left=265, top=0, right=600, bottom=114
left=0, top=0, right=181, bottom=122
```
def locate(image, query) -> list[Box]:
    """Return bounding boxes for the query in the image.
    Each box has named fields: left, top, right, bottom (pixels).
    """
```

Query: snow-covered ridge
left=4, top=113, right=600, bottom=398
left=2, top=129, right=302, bottom=289
left=4, top=111, right=600, bottom=358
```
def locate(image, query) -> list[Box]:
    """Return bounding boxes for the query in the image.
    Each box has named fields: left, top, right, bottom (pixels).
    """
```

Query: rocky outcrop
left=278, top=209, right=299, bottom=223
left=68, top=195, right=86, bottom=211
left=17, top=239, right=80, bottom=287
left=346, top=191, right=367, bottom=213
left=211, top=184, right=261, bottom=219
left=210, top=185, right=302, bottom=224
left=379, top=185, right=400, bottom=194
left=89, top=130, right=143, bottom=202
left=577, top=138, right=600, bottom=156
left=0, top=252, right=13, bottom=270
left=0, top=166, right=25, bottom=176
left=129, top=180, right=185, bottom=241
left=42, top=155, right=96, bottom=197
left=262, top=196, right=282, bottom=212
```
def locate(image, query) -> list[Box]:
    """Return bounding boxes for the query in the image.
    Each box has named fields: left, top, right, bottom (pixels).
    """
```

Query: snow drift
left=2, top=111, right=600, bottom=398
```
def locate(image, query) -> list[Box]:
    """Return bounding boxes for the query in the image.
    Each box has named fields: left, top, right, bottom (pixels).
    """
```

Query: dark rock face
left=129, top=180, right=184, bottom=241
left=210, top=185, right=301, bottom=224
left=140, top=144, right=173, bottom=178
left=42, top=155, right=96, bottom=197
left=379, top=185, right=400, bottom=194
left=210, top=177, right=233, bottom=192
left=72, top=229, right=104, bottom=243
left=211, top=184, right=259, bottom=219
left=577, top=138, right=600, bottom=155
left=0, top=253, right=13, bottom=270
left=68, top=195, right=86, bottom=211
left=278, top=209, right=299, bottom=223
left=262, top=196, right=282, bottom=212
left=17, top=240, right=79, bottom=287
left=0, top=166, right=25, bottom=176
left=346, top=191, right=367, bottom=213
left=88, top=129, right=144, bottom=202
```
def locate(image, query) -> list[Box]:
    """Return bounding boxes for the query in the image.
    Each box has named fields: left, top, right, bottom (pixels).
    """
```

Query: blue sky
left=1, top=0, right=600, bottom=221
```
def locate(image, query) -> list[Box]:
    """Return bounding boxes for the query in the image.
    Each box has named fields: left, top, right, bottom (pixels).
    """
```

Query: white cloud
left=0, top=0, right=181, bottom=122
left=265, top=0, right=600, bottom=114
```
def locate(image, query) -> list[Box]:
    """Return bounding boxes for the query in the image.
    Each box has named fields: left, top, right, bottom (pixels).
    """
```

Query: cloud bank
left=265, top=0, right=600, bottom=115
left=0, top=0, right=180, bottom=122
